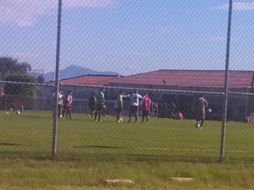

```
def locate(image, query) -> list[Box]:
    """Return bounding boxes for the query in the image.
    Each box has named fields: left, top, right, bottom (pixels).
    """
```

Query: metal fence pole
left=220, top=0, right=233, bottom=162
left=52, top=0, right=63, bottom=157
left=5, top=95, right=7, bottom=110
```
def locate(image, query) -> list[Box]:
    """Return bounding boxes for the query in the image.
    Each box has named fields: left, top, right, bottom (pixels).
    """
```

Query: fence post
left=52, top=0, right=63, bottom=157
left=244, top=88, right=249, bottom=119
left=220, top=0, right=233, bottom=163
left=5, top=95, right=7, bottom=110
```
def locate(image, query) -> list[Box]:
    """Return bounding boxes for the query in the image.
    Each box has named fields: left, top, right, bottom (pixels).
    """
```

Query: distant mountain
left=43, top=65, right=119, bottom=81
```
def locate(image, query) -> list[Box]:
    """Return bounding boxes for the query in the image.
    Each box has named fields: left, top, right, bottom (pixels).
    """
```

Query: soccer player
left=94, top=88, right=105, bottom=122
left=115, top=90, right=127, bottom=123
left=177, top=112, right=184, bottom=120
left=195, top=94, right=208, bottom=128
left=141, top=93, right=152, bottom=123
left=63, top=90, right=73, bottom=119
left=168, top=101, right=177, bottom=119
left=58, top=90, right=64, bottom=119
left=128, top=89, right=143, bottom=123
left=88, top=92, right=97, bottom=119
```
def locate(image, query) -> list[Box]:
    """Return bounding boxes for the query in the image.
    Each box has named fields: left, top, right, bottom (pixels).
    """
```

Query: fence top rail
left=1, top=80, right=254, bottom=96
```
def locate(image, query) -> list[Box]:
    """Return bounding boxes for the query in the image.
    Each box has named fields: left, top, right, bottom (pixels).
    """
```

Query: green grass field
left=1, top=110, right=253, bottom=161
left=1, top=111, right=254, bottom=189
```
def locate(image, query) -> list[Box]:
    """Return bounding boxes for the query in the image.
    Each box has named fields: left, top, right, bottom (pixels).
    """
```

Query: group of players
left=56, top=90, right=73, bottom=119
left=88, top=89, right=210, bottom=128
left=56, top=88, right=209, bottom=128
left=88, top=88, right=152, bottom=123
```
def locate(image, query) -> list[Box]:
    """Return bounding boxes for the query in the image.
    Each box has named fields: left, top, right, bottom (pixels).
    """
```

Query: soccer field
left=0, top=111, right=254, bottom=162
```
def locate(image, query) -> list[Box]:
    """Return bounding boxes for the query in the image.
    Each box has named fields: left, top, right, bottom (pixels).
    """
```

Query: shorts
left=89, top=104, right=96, bottom=111
left=96, top=104, right=105, bottom=111
left=129, top=105, right=138, bottom=115
left=142, top=110, right=149, bottom=117
left=196, top=110, right=206, bottom=120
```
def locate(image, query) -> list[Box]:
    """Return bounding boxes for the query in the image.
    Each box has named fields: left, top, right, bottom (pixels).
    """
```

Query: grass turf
left=0, top=110, right=254, bottom=162
left=1, top=111, right=254, bottom=189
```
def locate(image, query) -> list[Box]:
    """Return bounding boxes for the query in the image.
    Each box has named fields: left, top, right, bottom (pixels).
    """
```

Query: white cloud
left=216, top=2, right=254, bottom=11
left=233, top=2, right=254, bottom=10
left=6, top=52, right=40, bottom=62
left=0, top=0, right=113, bottom=27
left=64, top=0, right=112, bottom=8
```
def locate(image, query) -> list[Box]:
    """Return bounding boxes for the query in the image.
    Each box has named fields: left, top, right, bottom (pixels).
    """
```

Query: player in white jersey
left=128, top=89, right=143, bottom=123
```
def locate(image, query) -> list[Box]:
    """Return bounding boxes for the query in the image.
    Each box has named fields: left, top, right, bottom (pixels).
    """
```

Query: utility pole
left=220, top=0, right=233, bottom=163
left=52, top=0, right=63, bottom=157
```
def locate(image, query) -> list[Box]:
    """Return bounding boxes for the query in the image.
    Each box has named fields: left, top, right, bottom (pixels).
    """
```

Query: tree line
left=0, top=57, right=45, bottom=109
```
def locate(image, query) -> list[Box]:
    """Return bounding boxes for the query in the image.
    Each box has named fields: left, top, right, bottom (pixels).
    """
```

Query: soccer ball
left=196, top=123, right=200, bottom=128
left=207, top=108, right=212, bottom=113
left=16, top=110, right=21, bottom=115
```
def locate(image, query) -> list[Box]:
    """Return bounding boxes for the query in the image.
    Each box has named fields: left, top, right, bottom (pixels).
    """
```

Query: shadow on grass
left=0, top=151, right=220, bottom=164
left=0, top=142, right=22, bottom=146
left=1, top=150, right=254, bottom=164
left=73, top=145, right=121, bottom=149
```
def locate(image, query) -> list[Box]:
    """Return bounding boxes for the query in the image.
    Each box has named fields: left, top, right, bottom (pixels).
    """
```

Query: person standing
left=195, top=94, right=208, bottom=128
left=177, top=112, right=184, bottom=120
left=168, top=101, right=176, bottom=119
left=141, top=93, right=152, bottom=123
left=64, top=90, right=73, bottom=119
left=58, top=90, right=64, bottom=119
left=115, top=90, right=127, bottom=123
left=88, top=92, right=97, bottom=119
left=128, top=89, right=143, bottom=123
left=94, top=88, right=105, bottom=121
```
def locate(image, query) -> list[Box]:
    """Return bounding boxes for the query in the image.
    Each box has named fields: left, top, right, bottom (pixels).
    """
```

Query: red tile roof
left=110, top=70, right=254, bottom=89
left=50, top=70, right=254, bottom=89
left=58, top=75, right=121, bottom=86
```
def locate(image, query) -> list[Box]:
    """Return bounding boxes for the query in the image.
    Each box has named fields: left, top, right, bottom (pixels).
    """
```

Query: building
left=41, top=70, right=254, bottom=121
left=109, top=70, right=254, bottom=90
left=109, top=70, right=254, bottom=120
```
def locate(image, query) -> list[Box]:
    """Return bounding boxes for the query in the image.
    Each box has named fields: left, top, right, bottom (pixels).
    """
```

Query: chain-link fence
left=0, top=0, right=254, bottom=162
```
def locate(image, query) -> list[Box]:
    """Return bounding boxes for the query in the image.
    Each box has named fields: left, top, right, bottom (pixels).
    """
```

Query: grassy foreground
left=0, top=111, right=254, bottom=189
left=1, top=158, right=254, bottom=190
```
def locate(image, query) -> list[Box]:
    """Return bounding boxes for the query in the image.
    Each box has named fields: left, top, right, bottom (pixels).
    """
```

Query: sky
left=0, top=0, right=253, bottom=75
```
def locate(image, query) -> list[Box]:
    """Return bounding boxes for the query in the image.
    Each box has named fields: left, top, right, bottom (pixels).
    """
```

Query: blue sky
left=0, top=0, right=253, bottom=75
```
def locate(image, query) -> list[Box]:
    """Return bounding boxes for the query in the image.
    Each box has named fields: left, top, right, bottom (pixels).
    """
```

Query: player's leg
left=146, top=111, right=149, bottom=123
left=98, top=111, right=101, bottom=121
left=200, top=119, right=204, bottom=128
left=116, top=108, right=120, bottom=122
left=128, top=106, right=132, bottom=122
left=195, top=119, right=200, bottom=128
left=97, top=104, right=102, bottom=121
left=134, top=106, right=138, bottom=123
left=69, top=107, right=72, bottom=119
left=141, top=110, right=144, bottom=122
left=66, top=107, right=70, bottom=119
left=94, top=105, right=98, bottom=121
left=119, top=112, right=123, bottom=122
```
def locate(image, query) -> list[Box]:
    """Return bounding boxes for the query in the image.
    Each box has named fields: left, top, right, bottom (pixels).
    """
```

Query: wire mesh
left=0, top=1, right=253, bottom=162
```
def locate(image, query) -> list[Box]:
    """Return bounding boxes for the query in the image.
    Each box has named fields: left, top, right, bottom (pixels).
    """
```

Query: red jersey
left=142, top=95, right=151, bottom=112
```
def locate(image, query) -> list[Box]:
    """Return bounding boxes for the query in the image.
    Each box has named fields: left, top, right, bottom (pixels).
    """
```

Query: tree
left=0, top=57, right=31, bottom=80
left=4, top=74, right=36, bottom=97
left=4, top=74, right=37, bottom=110
left=0, top=57, right=37, bottom=110
left=36, top=75, right=45, bottom=83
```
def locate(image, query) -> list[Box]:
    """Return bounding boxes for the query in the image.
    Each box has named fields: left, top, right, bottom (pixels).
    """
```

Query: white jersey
left=58, top=93, right=63, bottom=105
left=129, top=93, right=142, bottom=106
